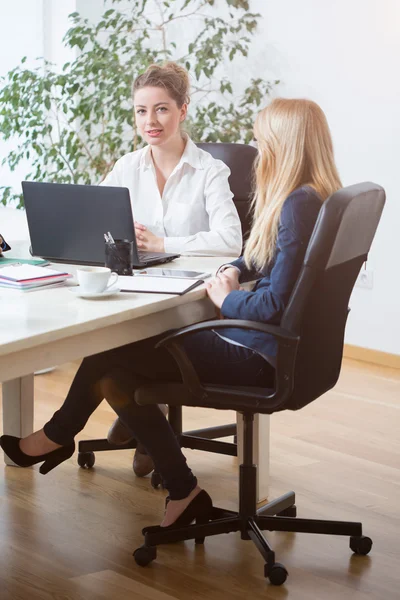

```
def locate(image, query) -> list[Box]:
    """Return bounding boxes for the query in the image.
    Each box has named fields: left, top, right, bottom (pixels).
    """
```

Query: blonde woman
left=1, top=98, right=342, bottom=528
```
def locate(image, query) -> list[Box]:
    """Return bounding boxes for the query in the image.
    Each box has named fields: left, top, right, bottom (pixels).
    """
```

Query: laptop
left=22, top=181, right=180, bottom=268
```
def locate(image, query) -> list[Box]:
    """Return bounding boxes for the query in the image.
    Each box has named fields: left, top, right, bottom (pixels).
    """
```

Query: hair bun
left=133, top=61, right=190, bottom=106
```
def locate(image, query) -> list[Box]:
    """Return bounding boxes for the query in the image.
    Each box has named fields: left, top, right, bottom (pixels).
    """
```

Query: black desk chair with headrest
left=77, top=142, right=257, bottom=472
left=197, top=142, right=257, bottom=243
left=132, top=182, right=385, bottom=586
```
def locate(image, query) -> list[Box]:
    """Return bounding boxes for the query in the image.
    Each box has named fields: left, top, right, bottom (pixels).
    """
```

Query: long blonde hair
left=244, top=98, right=342, bottom=270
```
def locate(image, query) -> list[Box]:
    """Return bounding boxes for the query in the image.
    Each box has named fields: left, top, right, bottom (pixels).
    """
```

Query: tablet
left=136, top=268, right=211, bottom=279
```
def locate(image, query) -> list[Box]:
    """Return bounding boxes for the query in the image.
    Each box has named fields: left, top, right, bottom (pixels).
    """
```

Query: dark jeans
left=44, top=330, right=274, bottom=500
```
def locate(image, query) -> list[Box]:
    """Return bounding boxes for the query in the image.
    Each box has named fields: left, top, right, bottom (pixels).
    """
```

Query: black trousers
left=44, top=330, right=274, bottom=499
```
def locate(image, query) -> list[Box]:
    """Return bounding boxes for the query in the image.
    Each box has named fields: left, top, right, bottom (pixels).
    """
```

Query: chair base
left=77, top=421, right=237, bottom=471
left=133, top=491, right=372, bottom=586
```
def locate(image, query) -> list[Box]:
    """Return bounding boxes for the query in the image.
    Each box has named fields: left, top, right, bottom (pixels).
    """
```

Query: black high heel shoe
left=0, top=435, right=75, bottom=474
left=142, top=489, right=213, bottom=534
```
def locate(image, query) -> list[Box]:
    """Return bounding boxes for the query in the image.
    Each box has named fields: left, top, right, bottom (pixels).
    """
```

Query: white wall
left=245, top=0, right=400, bottom=355
left=0, top=0, right=76, bottom=200
left=0, top=0, right=44, bottom=197
left=43, top=0, right=77, bottom=69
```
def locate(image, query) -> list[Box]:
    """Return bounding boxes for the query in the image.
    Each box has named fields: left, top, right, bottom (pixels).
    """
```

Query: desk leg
left=2, top=375, right=34, bottom=466
left=237, top=413, right=270, bottom=503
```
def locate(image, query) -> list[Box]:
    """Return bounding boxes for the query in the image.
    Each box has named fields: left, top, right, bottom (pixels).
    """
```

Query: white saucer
left=68, top=285, right=121, bottom=299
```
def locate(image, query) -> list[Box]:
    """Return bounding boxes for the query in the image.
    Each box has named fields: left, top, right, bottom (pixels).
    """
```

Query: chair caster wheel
left=77, top=451, right=95, bottom=469
left=350, top=535, right=373, bottom=555
left=265, top=562, right=288, bottom=586
left=277, top=505, right=297, bottom=517
left=133, top=544, right=157, bottom=567
left=151, top=471, right=164, bottom=489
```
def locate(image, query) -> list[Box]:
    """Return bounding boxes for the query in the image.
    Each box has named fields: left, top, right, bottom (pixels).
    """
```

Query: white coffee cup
left=76, top=266, right=118, bottom=294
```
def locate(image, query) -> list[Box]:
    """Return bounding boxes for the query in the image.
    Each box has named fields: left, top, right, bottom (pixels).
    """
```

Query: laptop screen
left=22, top=182, right=137, bottom=266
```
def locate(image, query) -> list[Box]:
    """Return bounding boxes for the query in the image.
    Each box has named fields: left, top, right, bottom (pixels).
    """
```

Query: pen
left=104, top=231, right=124, bottom=266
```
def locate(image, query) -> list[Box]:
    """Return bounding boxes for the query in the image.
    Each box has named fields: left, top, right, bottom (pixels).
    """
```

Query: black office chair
left=197, top=142, right=257, bottom=243
left=132, top=182, right=385, bottom=586
left=77, top=143, right=257, bottom=471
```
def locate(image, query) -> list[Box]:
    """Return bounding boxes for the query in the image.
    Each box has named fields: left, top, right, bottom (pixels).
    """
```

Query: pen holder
left=105, top=239, right=133, bottom=276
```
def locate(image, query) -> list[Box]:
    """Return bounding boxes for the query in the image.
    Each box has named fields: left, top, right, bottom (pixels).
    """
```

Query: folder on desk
left=0, top=256, right=50, bottom=267
left=119, top=275, right=203, bottom=295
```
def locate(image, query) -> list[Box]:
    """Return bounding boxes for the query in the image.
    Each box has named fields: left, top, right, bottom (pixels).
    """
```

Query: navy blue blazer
left=219, top=186, right=322, bottom=365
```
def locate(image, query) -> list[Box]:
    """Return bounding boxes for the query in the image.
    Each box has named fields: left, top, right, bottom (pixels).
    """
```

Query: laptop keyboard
left=138, top=251, right=163, bottom=261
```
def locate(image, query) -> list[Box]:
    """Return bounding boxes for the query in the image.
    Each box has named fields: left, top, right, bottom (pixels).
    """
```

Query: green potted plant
left=0, top=0, right=278, bottom=208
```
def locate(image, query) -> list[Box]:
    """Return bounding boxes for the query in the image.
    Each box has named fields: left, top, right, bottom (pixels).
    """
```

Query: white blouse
left=101, top=136, right=242, bottom=256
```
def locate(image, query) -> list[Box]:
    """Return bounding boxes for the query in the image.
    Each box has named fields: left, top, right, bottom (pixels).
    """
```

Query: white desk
left=1, top=252, right=270, bottom=501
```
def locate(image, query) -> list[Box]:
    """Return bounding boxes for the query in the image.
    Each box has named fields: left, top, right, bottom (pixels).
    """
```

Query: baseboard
left=343, top=344, right=400, bottom=369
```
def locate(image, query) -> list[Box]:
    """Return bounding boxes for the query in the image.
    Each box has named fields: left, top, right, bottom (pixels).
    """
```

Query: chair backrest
left=196, top=142, right=257, bottom=242
left=281, top=182, right=385, bottom=411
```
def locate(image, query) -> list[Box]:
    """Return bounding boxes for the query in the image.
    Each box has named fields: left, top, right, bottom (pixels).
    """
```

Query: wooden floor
left=0, top=358, right=399, bottom=600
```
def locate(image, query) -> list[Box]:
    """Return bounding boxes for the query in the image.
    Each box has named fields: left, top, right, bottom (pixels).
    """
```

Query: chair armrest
left=156, top=319, right=300, bottom=411
left=156, top=319, right=299, bottom=346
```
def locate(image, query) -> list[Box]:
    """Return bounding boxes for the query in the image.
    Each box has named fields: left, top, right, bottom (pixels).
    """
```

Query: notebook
left=119, top=275, right=203, bottom=295
left=0, top=264, right=71, bottom=289
left=0, top=281, right=67, bottom=293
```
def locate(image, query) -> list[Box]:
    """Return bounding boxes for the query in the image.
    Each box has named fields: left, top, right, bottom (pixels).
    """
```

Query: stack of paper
left=0, top=264, right=71, bottom=291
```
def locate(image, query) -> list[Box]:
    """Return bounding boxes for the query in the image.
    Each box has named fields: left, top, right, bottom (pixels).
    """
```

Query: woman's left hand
left=206, top=273, right=241, bottom=309
left=134, top=222, right=164, bottom=252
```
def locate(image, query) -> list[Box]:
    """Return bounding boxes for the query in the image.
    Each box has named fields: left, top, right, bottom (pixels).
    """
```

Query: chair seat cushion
left=135, top=381, right=277, bottom=414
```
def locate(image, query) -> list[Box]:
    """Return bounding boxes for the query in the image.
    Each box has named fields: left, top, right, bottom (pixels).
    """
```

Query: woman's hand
left=134, top=222, right=164, bottom=252
left=219, top=267, right=240, bottom=286
left=206, top=271, right=241, bottom=309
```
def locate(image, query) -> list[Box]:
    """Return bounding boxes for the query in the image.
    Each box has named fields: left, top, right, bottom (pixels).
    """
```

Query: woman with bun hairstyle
left=102, top=62, right=242, bottom=465
left=102, top=61, right=242, bottom=257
